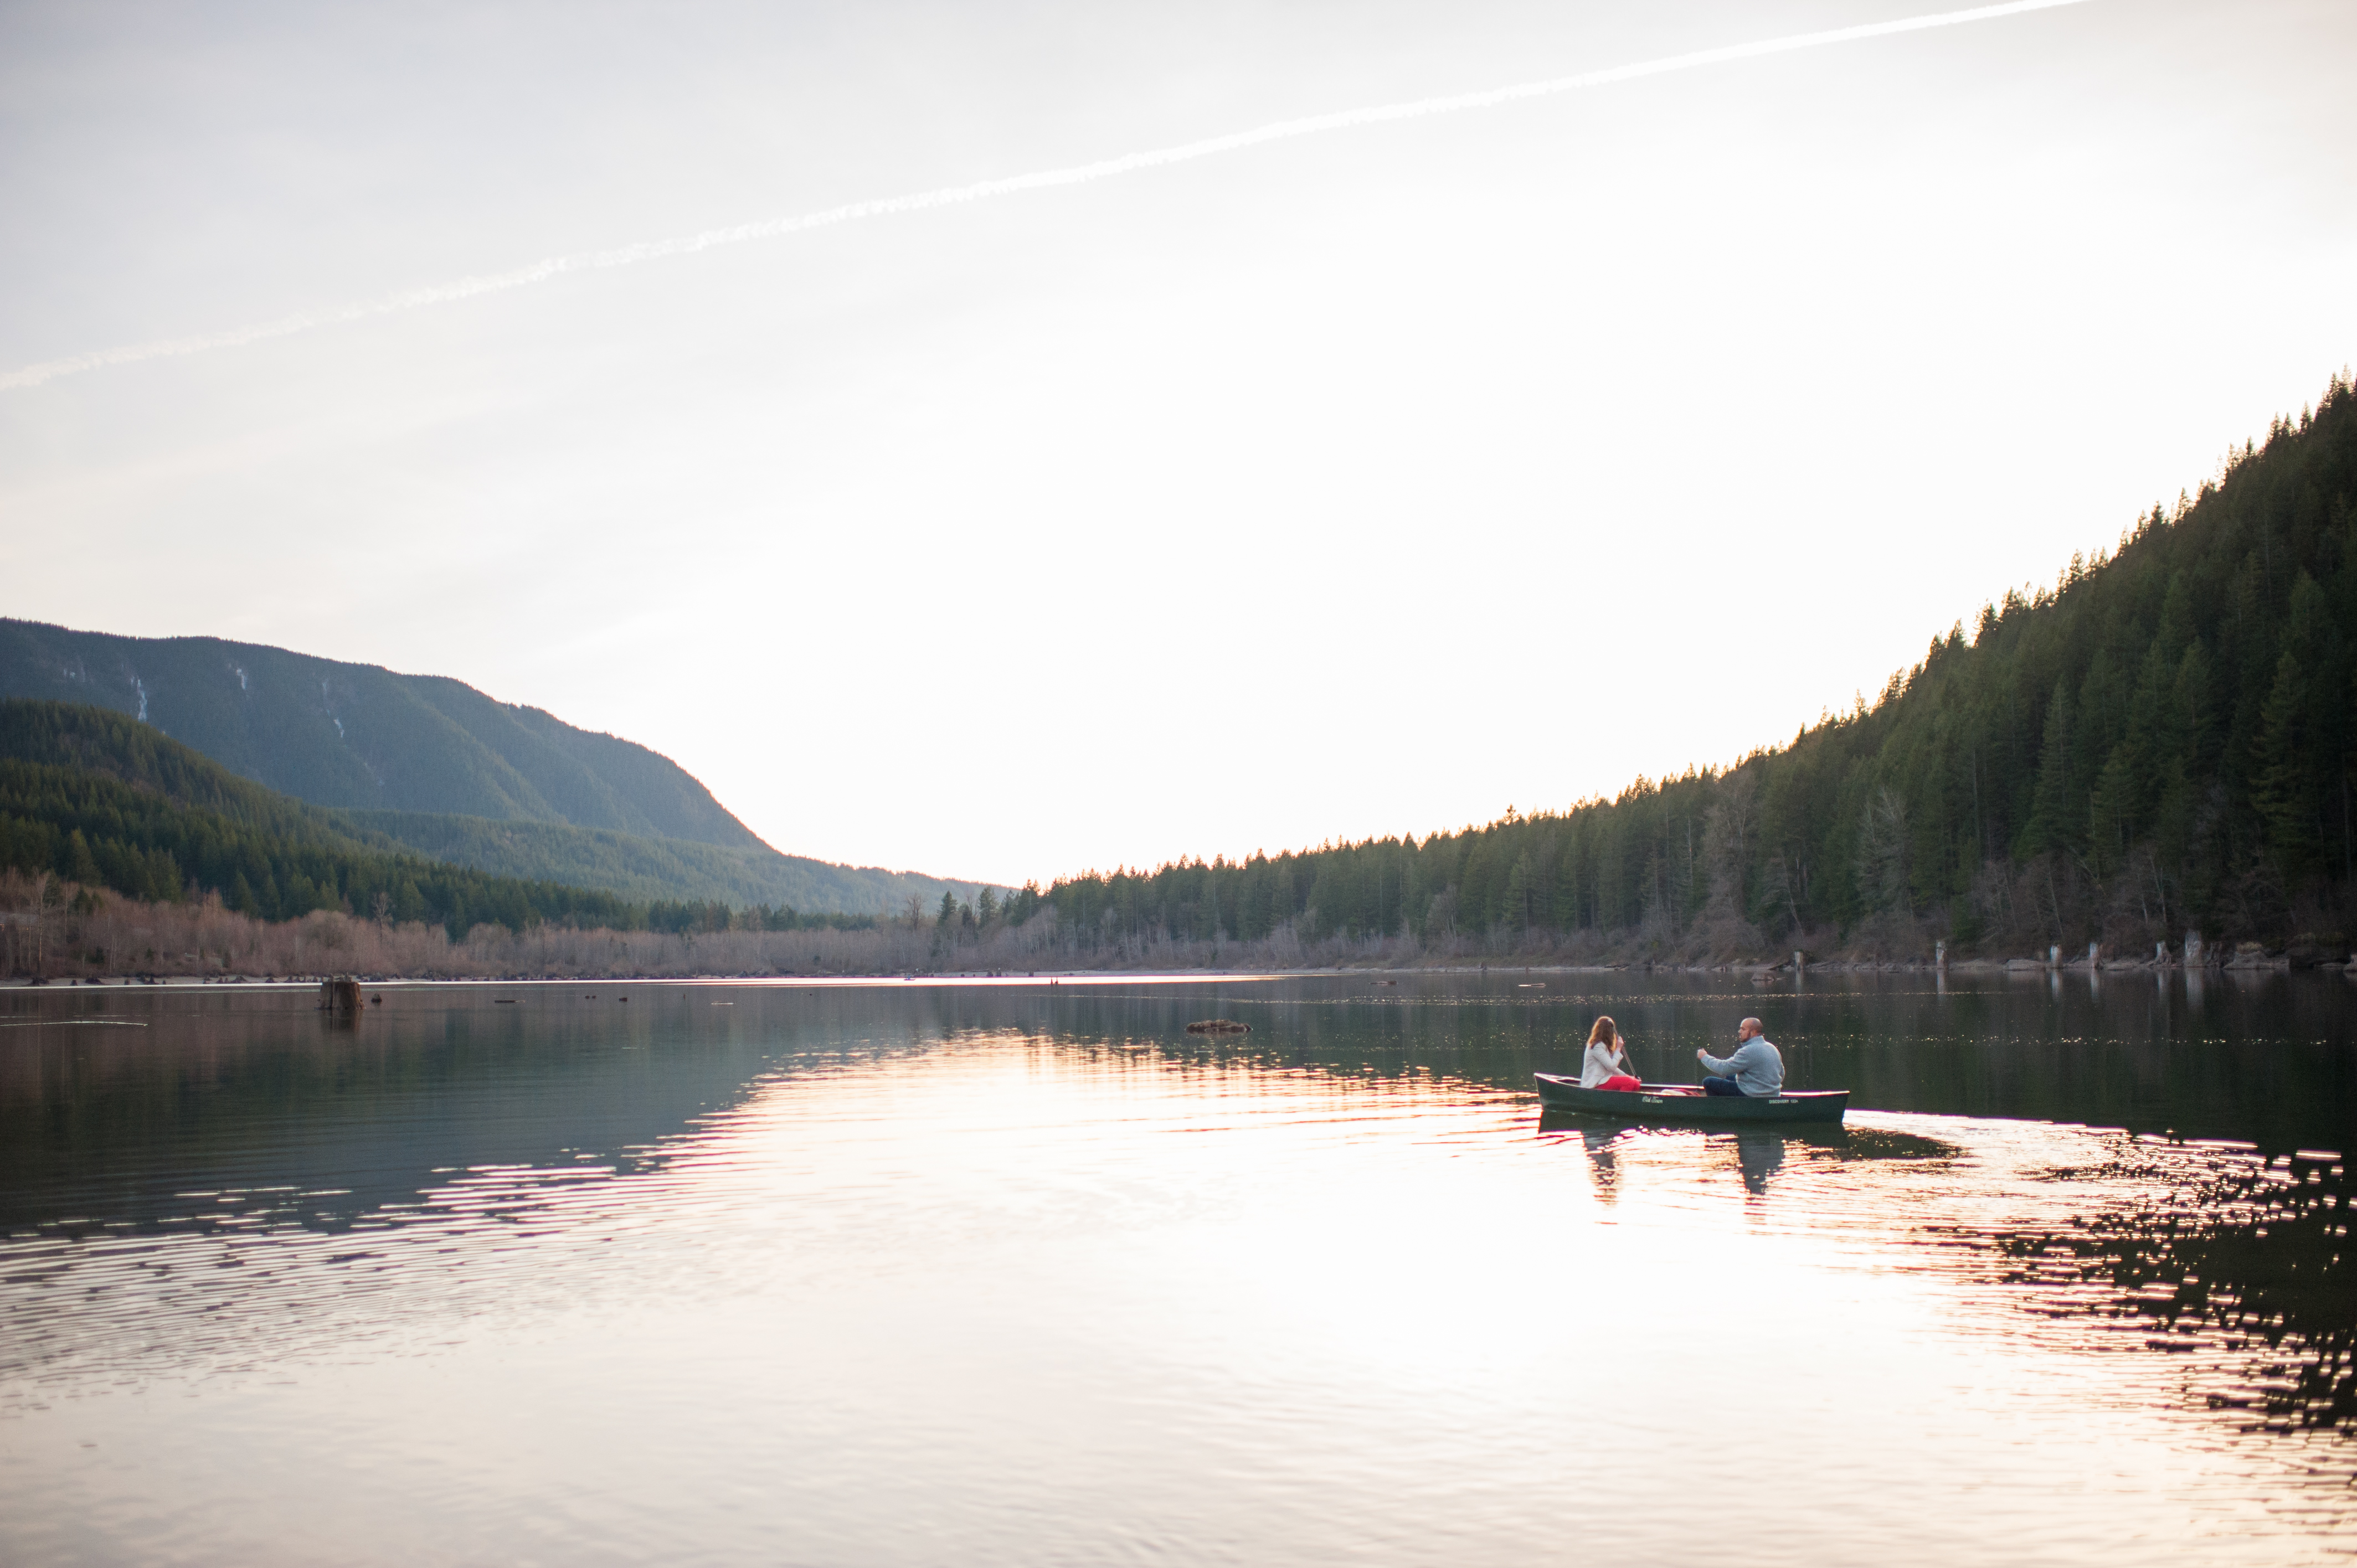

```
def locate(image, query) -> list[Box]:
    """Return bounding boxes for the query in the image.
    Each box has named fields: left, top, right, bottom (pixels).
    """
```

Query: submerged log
left=1185, top=1019, right=1250, bottom=1035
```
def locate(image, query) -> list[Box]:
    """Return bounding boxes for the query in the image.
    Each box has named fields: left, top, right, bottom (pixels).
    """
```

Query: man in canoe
left=1695, top=1017, right=1783, bottom=1097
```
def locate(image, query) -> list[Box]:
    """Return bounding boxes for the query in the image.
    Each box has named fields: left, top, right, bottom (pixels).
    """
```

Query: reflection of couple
left=1575, top=1124, right=1787, bottom=1196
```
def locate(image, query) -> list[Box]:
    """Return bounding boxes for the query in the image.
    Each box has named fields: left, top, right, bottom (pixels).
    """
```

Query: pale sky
left=3, top=0, right=2353, bottom=889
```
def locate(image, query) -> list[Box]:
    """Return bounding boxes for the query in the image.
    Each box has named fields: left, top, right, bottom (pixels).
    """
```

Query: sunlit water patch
left=0, top=975, right=2350, bottom=1564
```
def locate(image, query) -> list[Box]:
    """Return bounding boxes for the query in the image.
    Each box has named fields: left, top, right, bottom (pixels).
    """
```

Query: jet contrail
left=1, top=0, right=2093, bottom=394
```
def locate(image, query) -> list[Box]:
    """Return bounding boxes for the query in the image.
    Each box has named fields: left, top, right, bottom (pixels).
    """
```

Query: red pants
left=1595, top=1074, right=1642, bottom=1092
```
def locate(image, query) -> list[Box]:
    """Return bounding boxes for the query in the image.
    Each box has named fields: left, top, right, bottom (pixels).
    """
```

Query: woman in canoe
left=1578, top=1017, right=1643, bottom=1092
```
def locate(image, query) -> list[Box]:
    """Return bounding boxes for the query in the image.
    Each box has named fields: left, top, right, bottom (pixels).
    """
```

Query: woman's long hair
left=1586, top=1015, right=1617, bottom=1048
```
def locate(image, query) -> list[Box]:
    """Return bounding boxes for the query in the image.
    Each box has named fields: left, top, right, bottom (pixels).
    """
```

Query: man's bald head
left=1740, top=1017, right=1763, bottom=1038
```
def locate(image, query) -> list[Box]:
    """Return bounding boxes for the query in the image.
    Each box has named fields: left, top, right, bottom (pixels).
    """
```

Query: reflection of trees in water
left=1988, top=1150, right=2353, bottom=1446
left=1542, top=1108, right=2348, bottom=1490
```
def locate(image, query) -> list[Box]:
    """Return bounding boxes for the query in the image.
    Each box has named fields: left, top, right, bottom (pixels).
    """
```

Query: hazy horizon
left=5, top=0, right=2354, bottom=886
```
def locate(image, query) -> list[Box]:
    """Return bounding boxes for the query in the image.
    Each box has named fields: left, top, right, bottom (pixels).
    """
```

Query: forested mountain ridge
left=0, top=700, right=994, bottom=921
left=339, top=809, right=986, bottom=915
left=1006, top=374, right=2356, bottom=961
left=0, top=625, right=999, bottom=915
left=0, top=619, right=760, bottom=846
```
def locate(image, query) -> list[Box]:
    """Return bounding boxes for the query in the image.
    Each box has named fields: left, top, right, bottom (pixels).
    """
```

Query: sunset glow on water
left=2, top=975, right=2350, bottom=1564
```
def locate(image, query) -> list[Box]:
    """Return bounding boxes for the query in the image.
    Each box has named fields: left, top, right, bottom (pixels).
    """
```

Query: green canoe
left=1533, top=1072, right=1848, bottom=1125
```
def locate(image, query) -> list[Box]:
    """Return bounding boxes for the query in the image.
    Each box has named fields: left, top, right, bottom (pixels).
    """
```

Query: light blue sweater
left=1699, top=1036, right=1784, bottom=1096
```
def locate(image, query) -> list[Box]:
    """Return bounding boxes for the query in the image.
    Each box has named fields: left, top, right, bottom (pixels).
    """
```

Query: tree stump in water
left=318, top=977, right=362, bottom=1015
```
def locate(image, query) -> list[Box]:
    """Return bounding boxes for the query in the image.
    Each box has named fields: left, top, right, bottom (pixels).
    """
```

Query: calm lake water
left=2, top=969, right=2352, bottom=1565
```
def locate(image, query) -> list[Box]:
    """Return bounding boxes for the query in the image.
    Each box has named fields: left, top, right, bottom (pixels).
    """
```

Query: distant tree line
left=997, top=374, right=2357, bottom=960
left=644, top=900, right=878, bottom=935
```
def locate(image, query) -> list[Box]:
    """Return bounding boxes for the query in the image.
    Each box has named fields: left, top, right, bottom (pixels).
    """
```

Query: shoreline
left=7, top=953, right=2347, bottom=989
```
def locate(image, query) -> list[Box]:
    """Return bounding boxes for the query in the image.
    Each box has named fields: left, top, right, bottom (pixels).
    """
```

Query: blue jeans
left=1702, top=1076, right=1748, bottom=1097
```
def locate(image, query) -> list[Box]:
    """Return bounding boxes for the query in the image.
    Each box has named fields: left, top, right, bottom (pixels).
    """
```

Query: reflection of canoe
left=1533, top=1073, right=1847, bottom=1125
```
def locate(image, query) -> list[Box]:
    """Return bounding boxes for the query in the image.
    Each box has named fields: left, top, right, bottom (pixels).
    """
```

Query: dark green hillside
left=0, top=620, right=760, bottom=846
left=1010, top=373, right=2357, bottom=957
left=0, top=701, right=993, bottom=924
left=0, top=701, right=633, bottom=934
